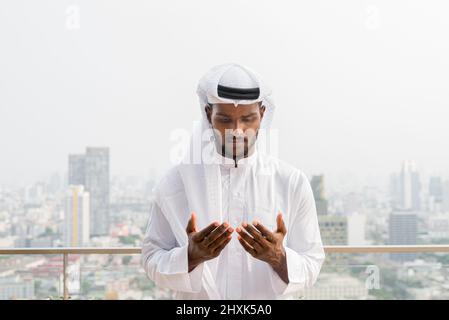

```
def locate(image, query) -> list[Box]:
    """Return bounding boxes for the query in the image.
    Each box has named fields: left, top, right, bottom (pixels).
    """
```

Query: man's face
left=205, top=102, right=265, bottom=159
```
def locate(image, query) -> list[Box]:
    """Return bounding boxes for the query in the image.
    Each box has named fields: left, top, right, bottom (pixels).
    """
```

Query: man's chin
left=223, top=146, right=248, bottom=159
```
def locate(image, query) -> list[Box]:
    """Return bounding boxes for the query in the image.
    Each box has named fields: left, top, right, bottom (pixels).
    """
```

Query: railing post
left=63, top=253, right=69, bottom=300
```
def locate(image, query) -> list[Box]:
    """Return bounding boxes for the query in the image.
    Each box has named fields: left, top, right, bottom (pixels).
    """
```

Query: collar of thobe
left=211, top=147, right=258, bottom=169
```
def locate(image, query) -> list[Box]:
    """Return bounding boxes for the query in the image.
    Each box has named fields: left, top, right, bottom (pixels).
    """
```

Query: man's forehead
left=210, top=102, right=261, bottom=112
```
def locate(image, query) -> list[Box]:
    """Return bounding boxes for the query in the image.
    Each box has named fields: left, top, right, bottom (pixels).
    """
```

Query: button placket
left=227, top=166, right=252, bottom=299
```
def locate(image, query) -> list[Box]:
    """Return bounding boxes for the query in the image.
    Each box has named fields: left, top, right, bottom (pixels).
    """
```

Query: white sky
left=1, top=0, right=449, bottom=190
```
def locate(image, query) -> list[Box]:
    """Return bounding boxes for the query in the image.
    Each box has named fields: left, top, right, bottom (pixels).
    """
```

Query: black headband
left=217, top=84, right=260, bottom=100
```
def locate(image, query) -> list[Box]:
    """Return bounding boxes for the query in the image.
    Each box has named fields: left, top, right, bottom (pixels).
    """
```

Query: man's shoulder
left=153, top=165, right=185, bottom=198
left=259, top=155, right=312, bottom=199
left=259, top=154, right=307, bottom=182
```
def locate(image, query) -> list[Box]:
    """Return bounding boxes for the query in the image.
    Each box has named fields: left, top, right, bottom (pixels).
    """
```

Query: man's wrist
left=271, top=249, right=286, bottom=270
left=270, top=248, right=289, bottom=283
left=188, top=256, right=203, bottom=272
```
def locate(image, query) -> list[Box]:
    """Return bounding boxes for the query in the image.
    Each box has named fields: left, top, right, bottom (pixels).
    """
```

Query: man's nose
left=232, top=127, right=245, bottom=138
left=230, top=120, right=246, bottom=132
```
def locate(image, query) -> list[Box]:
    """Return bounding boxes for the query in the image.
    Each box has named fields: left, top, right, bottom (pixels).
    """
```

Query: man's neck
left=221, top=147, right=256, bottom=168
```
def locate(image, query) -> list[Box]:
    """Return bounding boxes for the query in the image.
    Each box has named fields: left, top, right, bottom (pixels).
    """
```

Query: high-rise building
left=311, top=175, right=328, bottom=215
left=389, top=173, right=401, bottom=209
left=68, top=154, right=86, bottom=185
left=399, top=160, right=421, bottom=211
left=305, top=213, right=347, bottom=286
left=429, top=176, right=443, bottom=212
left=311, top=174, right=347, bottom=261
left=429, top=176, right=443, bottom=202
left=85, top=147, right=110, bottom=236
left=67, top=147, right=110, bottom=236
left=388, top=210, right=418, bottom=262
left=65, top=185, right=90, bottom=246
left=318, top=215, right=347, bottom=245
left=390, top=161, right=421, bottom=210
left=443, top=180, right=449, bottom=213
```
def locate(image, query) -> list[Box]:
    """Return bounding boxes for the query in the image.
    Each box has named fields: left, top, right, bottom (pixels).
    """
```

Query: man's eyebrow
left=241, top=112, right=259, bottom=118
left=215, top=112, right=231, bottom=117
left=215, top=111, right=259, bottom=117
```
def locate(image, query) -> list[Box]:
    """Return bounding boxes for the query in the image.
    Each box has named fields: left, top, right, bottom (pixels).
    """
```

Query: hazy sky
left=1, top=0, right=449, bottom=190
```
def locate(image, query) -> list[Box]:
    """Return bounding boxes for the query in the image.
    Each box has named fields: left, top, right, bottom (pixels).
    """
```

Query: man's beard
left=213, top=129, right=258, bottom=160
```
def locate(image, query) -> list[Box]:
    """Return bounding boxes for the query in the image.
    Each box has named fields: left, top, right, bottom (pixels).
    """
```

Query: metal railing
left=1, top=245, right=449, bottom=299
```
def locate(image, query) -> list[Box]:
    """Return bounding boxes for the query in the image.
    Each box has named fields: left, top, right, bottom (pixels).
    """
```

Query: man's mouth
left=226, top=137, right=247, bottom=144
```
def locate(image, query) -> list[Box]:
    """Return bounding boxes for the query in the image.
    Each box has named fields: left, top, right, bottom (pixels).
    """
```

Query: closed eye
left=241, top=116, right=258, bottom=123
left=216, top=117, right=232, bottom=123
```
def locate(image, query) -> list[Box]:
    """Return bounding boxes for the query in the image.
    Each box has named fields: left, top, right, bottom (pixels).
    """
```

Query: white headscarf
left=181, top=63, right=276, bottom=165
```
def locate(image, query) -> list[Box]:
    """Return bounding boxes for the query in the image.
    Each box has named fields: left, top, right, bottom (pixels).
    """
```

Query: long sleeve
left=269, top=171, right=325, bottom=297
left=141, top=200, right=204, bottom=293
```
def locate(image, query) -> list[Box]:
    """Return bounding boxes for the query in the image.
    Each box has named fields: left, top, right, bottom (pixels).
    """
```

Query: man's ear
left=259, top=104, right=266, bottom=120
left=205, top=105, right=212, bottom=124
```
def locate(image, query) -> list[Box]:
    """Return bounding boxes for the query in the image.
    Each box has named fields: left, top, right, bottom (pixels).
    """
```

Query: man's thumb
left=186, top=212, right=197, bottom=234
left=276, top=212, right=287, bottom=235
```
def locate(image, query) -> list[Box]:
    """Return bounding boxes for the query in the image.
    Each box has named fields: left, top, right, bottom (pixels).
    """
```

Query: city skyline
left=2, top=149, right=449, bottom=299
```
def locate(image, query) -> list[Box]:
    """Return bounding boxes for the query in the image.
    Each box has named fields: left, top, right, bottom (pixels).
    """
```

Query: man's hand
left=186, top=212, right=233, bottom=272
left=236, top=213, right=289, bottom=284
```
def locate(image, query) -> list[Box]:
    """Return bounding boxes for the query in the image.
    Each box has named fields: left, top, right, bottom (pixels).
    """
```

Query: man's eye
left=218, top=118, right=231, bottom=123
left=242, top=117, right=256, bottom=123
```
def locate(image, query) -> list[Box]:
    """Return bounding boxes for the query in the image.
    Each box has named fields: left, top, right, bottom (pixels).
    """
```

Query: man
left=141, top=63, right=325, bottom=299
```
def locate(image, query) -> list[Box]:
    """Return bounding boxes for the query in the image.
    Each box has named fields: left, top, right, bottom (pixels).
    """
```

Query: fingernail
left=223, top=222, right=229, bottom=228
left=213, top=221, right=219, bottom=226
left=228, top=227, right=234, bottom=233
left=253, top=220, right=259, bottom=226
left=236, top=227, right=241, bottom=232
left=227, top=235, right=232, bottom=239
left=238, top=236, right=242, bottom=240
left=242, top=222, right=248, bottom=227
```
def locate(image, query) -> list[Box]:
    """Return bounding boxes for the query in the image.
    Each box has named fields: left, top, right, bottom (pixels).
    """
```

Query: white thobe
left=141, top=150, right=325, bottom=299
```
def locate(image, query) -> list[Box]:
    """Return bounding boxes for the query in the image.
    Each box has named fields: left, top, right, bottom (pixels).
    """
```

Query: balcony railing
left=1, top=245, right=449, bottom=299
